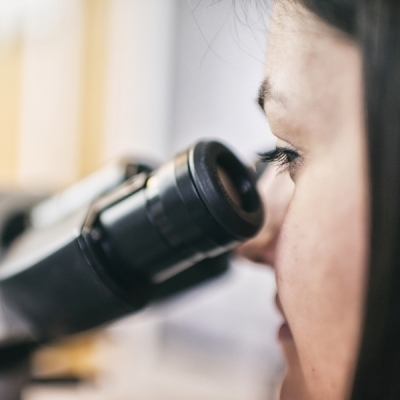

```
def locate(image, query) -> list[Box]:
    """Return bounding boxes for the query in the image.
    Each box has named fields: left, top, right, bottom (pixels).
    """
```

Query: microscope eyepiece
left=96, top=141, right=264, bottom=285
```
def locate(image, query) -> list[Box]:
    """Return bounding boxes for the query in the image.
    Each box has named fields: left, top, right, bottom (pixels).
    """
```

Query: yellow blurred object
left=0, top=0, right=111, bottom=190
left=31, top=332, right=103, bottom=381
left=79, top=0, right=110, bottom=178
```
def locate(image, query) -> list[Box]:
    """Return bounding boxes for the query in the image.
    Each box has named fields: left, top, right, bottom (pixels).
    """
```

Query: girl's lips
left=275, top=294, right=294, bottom=340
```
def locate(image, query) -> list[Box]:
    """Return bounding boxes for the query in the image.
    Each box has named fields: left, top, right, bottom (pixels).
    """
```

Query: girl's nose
left=236, top=164, right=294, bottom=268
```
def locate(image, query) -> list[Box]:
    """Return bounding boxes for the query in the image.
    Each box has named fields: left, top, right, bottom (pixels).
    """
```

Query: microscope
left=0, top=140, right=264, bottom=399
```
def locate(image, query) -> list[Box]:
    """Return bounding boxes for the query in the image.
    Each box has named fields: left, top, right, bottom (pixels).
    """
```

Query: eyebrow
left=257, top=77, right=286, bottom=111
left=257, top=78, right=272, bottom=111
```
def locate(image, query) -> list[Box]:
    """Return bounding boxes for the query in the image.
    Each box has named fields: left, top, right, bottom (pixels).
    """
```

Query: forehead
left=264, top=1, right=360, bottom=140
left=266, top=2, right=345, bottom=99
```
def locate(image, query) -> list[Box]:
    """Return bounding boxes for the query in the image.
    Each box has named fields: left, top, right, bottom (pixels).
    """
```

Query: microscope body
left=0, top=141, right=261, bottom=346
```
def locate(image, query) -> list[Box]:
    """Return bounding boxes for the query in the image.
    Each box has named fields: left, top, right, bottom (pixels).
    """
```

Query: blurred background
left=0, top=0, right=283, bottom=398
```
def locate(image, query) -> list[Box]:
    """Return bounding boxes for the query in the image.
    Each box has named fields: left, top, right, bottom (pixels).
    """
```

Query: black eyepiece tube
left=0, top=140, right=263, bottom=344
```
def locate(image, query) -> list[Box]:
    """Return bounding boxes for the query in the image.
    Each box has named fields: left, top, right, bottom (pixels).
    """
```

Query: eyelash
left=258, top=147, right=302, bottom=174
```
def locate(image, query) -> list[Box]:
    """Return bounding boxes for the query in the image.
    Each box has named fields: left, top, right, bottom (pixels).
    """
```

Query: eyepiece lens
left=216, top=163, right=243, bottom=209
left=215, top=153, right=258, bottom=213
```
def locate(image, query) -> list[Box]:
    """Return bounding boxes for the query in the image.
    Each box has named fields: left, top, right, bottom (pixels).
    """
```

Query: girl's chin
left=278, top=369, right=309, bottom=400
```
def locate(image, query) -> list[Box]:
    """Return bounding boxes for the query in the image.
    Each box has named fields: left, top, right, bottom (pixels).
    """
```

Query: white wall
left=103, top=0, right=176, bottom=163
left=169, top=0, right=274, bottom=161
left=18, top=0, right=83, bottom=189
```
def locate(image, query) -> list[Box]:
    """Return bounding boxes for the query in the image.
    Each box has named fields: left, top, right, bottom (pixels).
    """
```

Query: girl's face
left=239, top=2, right=369, bottom=399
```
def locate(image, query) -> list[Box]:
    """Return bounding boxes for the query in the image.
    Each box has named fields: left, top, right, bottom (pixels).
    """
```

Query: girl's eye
left=258, top=146, right=303, bottom=179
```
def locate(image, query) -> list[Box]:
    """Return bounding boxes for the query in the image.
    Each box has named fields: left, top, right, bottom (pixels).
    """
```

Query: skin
left=237, top=2, right=369, bottom=399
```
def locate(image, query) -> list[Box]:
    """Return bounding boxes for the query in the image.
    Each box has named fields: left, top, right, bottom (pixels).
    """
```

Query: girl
left=239, top=1, right=400, bottom=399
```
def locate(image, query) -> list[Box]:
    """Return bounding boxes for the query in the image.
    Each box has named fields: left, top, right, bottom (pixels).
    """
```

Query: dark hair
left=300, top=0, right=400, bottom=399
